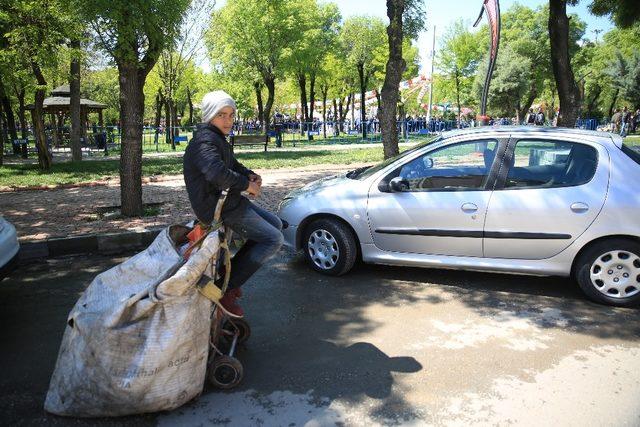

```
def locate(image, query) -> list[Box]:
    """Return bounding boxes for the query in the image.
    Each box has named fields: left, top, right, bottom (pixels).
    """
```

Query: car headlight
left=278, top=197, right=293, bottom=212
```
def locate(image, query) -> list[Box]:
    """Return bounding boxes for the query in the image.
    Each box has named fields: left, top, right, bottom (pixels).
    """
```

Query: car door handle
left=570, top=202, right=589, bottom=213
left=461, top=203, right=478, bottom=213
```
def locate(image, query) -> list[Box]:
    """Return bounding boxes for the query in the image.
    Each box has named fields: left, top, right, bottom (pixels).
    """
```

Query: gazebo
left=26, top=84, right=107, bottom=146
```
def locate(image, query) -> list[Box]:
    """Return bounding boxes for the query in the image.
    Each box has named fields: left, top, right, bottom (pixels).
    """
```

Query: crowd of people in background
left=609, top=107, right=640, bottom=137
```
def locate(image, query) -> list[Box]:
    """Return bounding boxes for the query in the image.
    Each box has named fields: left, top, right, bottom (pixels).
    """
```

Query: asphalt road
left=1, top=249, right=639, bottom=426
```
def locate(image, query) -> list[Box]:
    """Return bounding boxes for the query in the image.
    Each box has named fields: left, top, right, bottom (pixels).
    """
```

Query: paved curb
left=18, top=228, right=164, bottom=261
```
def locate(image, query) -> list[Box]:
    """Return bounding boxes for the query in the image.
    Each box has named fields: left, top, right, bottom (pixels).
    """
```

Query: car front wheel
left=575, top=238, right=640, bottom=307
left=302, top=218, right=357, bottom=276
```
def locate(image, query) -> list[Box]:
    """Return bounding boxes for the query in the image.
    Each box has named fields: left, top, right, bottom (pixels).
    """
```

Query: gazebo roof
left=26, top=97, right=107, bottom=111
left=52, top=84, right=71, bottom=97
left=26, top=84, right=107, bottom=112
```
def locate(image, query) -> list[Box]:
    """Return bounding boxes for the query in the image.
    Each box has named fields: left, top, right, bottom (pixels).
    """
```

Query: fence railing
left=0, top=118, right=614, bottom=157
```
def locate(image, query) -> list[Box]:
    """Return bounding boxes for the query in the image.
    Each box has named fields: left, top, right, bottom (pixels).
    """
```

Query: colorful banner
left=474, top=0, right=501, bottom=117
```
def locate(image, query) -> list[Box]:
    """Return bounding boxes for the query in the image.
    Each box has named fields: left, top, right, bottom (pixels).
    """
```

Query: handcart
left=185, top=189, right=251, bottom=390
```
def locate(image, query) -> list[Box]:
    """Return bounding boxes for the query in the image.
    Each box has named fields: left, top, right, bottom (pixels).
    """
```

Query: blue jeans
left=225, top=203, right=283, bottom=289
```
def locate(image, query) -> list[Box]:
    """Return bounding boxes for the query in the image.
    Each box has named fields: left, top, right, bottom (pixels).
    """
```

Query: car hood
left=285, top=173, right=354, bottom=199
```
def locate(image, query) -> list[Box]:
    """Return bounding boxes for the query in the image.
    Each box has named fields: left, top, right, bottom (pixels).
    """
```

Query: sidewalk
left=0, top=164, right=368, bottom=254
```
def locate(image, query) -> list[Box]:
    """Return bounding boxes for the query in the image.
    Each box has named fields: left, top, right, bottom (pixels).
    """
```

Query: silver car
left=278, top=127, right=640, bottom=307
left=0, top=216, right=20, bottom=280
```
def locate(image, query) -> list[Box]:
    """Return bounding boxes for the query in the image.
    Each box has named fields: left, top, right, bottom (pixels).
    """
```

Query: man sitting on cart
left=183, top=90, right=283, bottom=317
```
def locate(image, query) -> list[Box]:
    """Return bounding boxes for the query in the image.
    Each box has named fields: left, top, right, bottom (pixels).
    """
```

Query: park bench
left=173, top=135, right=188, bottom=145
left=230, top=134, right=269, bottom=152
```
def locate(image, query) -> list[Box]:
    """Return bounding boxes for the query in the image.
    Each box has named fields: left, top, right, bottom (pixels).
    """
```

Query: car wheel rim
left=589, top=250, right=640, bottom=299
left=307, top=229, right=340, bottom=270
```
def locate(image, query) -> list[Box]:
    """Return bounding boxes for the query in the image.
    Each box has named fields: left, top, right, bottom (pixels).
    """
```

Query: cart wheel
left=208, top=356, right=243, bottom=389
left=227, top=318, right=251, bottom=344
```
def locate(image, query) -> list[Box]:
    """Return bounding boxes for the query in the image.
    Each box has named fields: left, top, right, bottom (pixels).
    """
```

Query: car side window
left=397, top=140, right=497, bottom=191
left=504, top=140, right=598, bottom=189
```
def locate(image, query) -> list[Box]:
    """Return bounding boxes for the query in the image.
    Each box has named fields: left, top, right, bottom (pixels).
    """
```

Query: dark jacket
left=183, top=123, right=253, bottom=224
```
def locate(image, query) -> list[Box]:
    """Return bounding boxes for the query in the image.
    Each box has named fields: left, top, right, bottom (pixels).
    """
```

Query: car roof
left=440, top=126, right=622, bottom=148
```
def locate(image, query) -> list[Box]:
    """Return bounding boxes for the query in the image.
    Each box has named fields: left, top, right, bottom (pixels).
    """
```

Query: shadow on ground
left=2, top=245, right=638, bottom=425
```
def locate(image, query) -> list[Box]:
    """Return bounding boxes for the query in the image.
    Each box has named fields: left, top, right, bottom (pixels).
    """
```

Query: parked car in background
left=278, top=127, right=640, bottom=307
left=0, top=216, right=20, bottom=280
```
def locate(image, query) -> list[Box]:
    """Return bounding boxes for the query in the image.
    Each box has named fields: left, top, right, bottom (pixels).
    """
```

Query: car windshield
left=348, top=135, right=443, bottom=180
left=621, top=143, right=640, bottom=166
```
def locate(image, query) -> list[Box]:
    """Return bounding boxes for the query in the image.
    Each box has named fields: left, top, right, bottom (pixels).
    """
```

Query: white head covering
left=201, top=90, right=236, bottom=124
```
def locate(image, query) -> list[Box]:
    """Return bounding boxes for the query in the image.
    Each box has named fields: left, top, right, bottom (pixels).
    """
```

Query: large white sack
left=44, top=225, right=221, bottom=417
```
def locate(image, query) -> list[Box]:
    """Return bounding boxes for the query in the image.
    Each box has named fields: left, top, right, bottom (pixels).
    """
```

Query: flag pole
left=426, top=25, right=436, bottom=123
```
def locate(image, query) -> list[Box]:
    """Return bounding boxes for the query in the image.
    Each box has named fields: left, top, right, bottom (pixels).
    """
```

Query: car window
left=504, top=140, right=598, bottom=189
left=396, top=140, right=497, bottom=191
left=354, top=135, right=443, bottom=180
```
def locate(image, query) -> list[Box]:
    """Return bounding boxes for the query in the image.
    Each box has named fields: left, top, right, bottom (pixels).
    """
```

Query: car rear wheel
left=303, top=218, right=357, bottom=276
left=575, top=238, right=640, bottom=307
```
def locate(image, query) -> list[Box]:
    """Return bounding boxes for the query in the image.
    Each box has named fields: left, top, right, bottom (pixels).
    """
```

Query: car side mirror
left=424, top=157, right=434, bottom=168
left=389, top=176, right=410, bottom=192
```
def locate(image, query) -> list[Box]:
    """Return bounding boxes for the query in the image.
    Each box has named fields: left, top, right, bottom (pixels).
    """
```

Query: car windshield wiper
left=346, top=165, right=371, bottom=179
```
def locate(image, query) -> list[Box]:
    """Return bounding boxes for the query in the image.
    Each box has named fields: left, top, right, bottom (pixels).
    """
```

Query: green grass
left=624, top=135, right=640, bottom=146
left=0, top=146, right=402, bottom=188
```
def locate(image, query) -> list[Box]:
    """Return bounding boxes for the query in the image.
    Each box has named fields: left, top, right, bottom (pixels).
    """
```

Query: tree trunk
left=334, top=99, right=340, bottom=134
left=69, top=39, right=82, bottom=161
left=165, top=96, right=171, bottom=146
left=263, top=76, right=275, bottom=134
left=171, top=98, right=179, bottom=138
left=350, top=92, right=355, bottom=133
left=380, top=0, right=405, bottom=159
left=0, top=99, right=5, bottom=166
left=455, top=66, right=462, bottom=128
left=586, top=85, right=602, bottom=117
left=298, top=73, right=307, bottom=135
left=608, top=88, right=619, bottom=118
left=154, top=89, right=163, bottom=129
left=358, top=64, right=367, bottom=139
left=549, top=0, right=581, bottom=127
left=338, top=94, right=353, bottom=133
left=309, top=73, right=316, bottom=122
left=14, top=86, right=28, bottom=140
left=117, top=62, right=145, bottom=217
left=0, top=80, right=17, bottom=143
left=187, top=87, right=194, bottom=126
left=31, top=62, right=52, bottom=170
left=254, top=82, right=264, bottom=130
left=154, top=89, right=163, bottom=146
left=518, top=84, right=538, bottom=124
left=322, top=85, right=328, bottom=139
left=337, top=98, right=344, bottom=134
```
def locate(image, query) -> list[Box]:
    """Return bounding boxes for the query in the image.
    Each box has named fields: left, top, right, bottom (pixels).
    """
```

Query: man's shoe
left=219, top=288, right=244, bottom=318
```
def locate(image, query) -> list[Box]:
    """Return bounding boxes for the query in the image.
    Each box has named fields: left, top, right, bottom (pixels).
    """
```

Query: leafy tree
left=379, top=0, right=426, bottom=159
left=317, top=51, right=356, bottom=136
left=548, top=0, right=586, bottom=127
left=210, top=0, right=307, bottom=134
left=81, top=0, right=191, bottom=216
left=1, top=0, right=78, bottom=169
left=69, top=39, right=84, bottom=161
left=580, top=23, right=640, bottom=117
left=341, top=16, right=387, bottom=140
left=285, top=2, right=340, bottom=133
left=475, top=45, right=532, bottom=118
left=607, top=51, right=640, bottom=109
left=500, top=5, right=551, bottom=121
left=158, top=0, right=212, bottom=148
left=436, top=20, right=485, bottom=126
left=589, top=0, right=640, bottom=29
left=84, top=67, right=121, bottom=125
